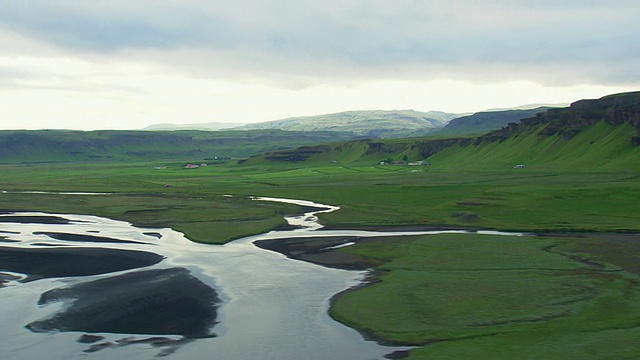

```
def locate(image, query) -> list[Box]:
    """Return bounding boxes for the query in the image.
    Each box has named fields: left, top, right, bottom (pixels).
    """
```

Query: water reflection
left=0, top=202, right=408, bottom=359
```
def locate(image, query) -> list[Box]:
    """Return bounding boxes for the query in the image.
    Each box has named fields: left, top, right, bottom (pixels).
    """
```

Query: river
left=0, top=196, right=521, bottom=359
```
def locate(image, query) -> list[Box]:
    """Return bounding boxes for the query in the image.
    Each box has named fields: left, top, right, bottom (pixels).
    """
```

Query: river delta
left=0, top=196, right=527, bottom=359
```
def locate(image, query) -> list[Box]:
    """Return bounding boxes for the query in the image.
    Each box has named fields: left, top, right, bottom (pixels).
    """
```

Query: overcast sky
left=1, top=1, right=639, bottom=130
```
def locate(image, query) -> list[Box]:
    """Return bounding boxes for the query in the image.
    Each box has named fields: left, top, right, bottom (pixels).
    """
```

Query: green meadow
left=331, top=233, right=640, bottom=359
left=2, top=161, right=638, bottom=239
left=0, top=156, right=639, bottom=358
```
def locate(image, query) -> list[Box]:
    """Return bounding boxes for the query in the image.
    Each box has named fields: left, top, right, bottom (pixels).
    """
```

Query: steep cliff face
left=400, top=91, right=640, bottom=160
left=418, top=91, right=640, bottom=170
left=244, top=91, right=640, bottom=168
left=438, top=107, right=553, bottom=136
left=481, top=91, right=640, bottom=143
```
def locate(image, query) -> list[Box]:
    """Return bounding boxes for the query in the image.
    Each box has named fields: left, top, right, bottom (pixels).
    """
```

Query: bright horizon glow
left=0, top=2, right=639, bottom=130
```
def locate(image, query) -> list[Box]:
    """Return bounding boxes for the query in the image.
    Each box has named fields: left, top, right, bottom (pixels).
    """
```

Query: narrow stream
left=0, top=196, right=522, bottom=359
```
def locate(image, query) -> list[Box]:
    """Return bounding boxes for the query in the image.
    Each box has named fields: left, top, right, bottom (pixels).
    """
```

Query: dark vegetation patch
left=456, top=201, right=490, bottom=206
left=552, top=233, right=640, bottom=276
left=451, top=211, right=482, bottom=222
left=263, top=145, right=332, bottom=162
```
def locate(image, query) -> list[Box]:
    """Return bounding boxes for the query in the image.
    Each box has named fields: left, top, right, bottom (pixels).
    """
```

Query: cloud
left=0, top=1, right=638, bottom=130
left=0, top=1, right=638, bottom=88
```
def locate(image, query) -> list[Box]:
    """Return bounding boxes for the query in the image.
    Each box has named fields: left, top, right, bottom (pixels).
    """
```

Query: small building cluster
left=408, top=161, right=431, bottom=166
left=379, top=159, right=432, bottom=166
left=185, top=163, right=208, bottom=169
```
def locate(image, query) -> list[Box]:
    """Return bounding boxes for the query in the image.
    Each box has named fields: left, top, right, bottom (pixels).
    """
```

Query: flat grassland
left=331, top=233, right=640, bottom=359
left=1, top=160, right=639, bottom=358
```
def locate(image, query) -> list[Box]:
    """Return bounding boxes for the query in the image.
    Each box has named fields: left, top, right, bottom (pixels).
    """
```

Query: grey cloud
left=0, top=3, right=222, bottom=51
left=0, top=1, right=639, bottom=86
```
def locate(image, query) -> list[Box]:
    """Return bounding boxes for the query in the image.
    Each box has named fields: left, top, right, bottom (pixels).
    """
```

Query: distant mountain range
left=144, top=110, right=462, bottom=138
left=241, top=91, right=640, bottom=171
left=143, top=105, right=567, bottom=138
left=436, top=107, right=554, bottom=136
left=234, top=110, right=461, bottom=138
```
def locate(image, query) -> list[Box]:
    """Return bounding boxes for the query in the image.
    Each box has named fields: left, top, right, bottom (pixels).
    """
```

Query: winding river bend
left=0, top=197, right=521, bottom=359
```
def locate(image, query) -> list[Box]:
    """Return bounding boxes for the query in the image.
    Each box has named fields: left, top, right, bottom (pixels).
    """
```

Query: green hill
left=143, top=122, right=247, bottom=131
left=435, top=90, right=640, bottom=170
left=243, top=91, right=640, bottom=171
left=0, top=129, right=363, bottom=163
left=235, top=110, right=461, bottom=138
left=436, top=107, right=554, bottom=136
left=431, top=120, right=640, bottom=171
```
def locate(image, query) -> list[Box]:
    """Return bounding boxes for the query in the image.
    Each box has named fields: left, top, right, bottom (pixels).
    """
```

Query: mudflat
left=27, top=267, right=220, bottom=338
left=0, top=246, right=164, bottom=281
left=255, top=236, right=376, bottom=270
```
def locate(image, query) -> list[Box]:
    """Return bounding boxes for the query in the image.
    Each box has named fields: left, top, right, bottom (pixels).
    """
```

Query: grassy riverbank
left=2, top=162, right=639, bottom=236
left=1, top=160, right=639, bottom=358
left=330, top=233, right=640, bottom=359
left=0, top=162, right=304, bottom=244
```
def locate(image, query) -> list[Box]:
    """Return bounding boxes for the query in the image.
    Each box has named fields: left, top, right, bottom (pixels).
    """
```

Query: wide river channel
left=0, top=196, right=520, bottom=359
